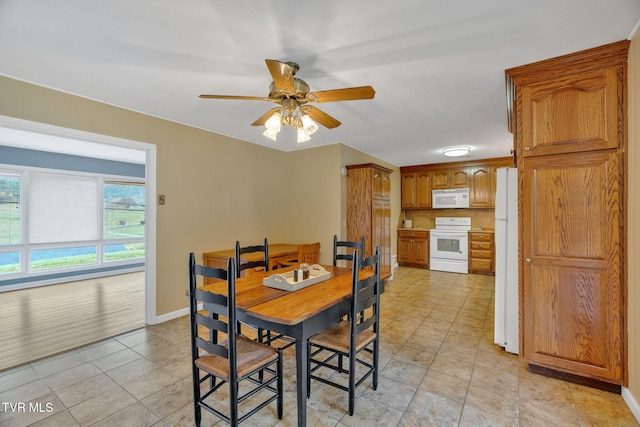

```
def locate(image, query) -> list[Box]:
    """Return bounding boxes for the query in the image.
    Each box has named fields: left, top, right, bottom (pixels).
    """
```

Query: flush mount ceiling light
left=442, top=146, right=471, bottom=157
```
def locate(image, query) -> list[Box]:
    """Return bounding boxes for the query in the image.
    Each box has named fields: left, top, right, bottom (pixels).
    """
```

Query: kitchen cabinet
left=397, top=230, right=429, bottom=268
left=372, top=167, right=391, bottom=200
left=469, top=166, right=493, bottom=208
left=401, top=170, right=431, bottom=208
left=431, top=167, right=469, bottom=189
left=400, top=157, right=513, bottom=209
left=468, top=231, right=494, bottom=275
left=346, top=163, right=393, bottom=280
left=507, top=40, right=627, bottom=386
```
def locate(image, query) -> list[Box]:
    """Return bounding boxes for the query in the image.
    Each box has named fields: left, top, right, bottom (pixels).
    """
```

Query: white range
left=429, top=217, right=471, bottom=274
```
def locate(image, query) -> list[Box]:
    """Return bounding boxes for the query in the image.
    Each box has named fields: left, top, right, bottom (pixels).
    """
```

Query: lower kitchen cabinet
left=397, top=230, right=429, bottom=268
left=468, top=231, right=494, bottom=275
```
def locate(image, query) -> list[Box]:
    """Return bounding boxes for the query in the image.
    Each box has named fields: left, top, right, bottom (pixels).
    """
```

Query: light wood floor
left=0, top=272, right=145, bottom=372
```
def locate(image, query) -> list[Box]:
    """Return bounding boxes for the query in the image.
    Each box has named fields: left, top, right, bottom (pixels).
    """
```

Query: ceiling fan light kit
left=442, top=145, right=471, bottom=157
left=199, top=59, right=375, bottom=143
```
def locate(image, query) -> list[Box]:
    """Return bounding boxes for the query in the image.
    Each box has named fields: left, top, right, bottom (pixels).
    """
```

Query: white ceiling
left=0, top=1, right=639, bottom=167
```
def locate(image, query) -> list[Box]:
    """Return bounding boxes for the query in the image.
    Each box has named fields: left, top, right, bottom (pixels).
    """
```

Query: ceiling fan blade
left=251, top=107, right=281, bottom=126
left=308, top=86, right=375, bottom=103
left=304, top=106, right=341, bottom=129
left=265, top=59, right=295, bottom=93
left=199, top=94, right=267, bottom=101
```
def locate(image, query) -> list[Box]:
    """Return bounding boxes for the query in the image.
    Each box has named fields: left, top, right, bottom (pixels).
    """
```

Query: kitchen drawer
left=470, top=249, right=491, bottom=259
left=469, top=258, right=492, bottom=271
left=470, top=241, right=492, bottom=251
left=398, top=230, right=428, bottom=239
left=469, top=232, right=493, bottom=242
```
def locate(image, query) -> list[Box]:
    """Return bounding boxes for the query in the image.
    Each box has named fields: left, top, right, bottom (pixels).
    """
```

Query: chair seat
left=195, top=335, right=279, bottom=379
left=309, top=320, right=376, bottom=354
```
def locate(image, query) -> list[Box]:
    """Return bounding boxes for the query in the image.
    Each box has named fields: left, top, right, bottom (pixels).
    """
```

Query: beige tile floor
left=0, top=267, right=638, bottom=426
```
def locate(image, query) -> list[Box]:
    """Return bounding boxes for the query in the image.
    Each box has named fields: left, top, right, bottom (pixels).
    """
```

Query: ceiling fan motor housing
left=268, top=78, right=310, bottom=103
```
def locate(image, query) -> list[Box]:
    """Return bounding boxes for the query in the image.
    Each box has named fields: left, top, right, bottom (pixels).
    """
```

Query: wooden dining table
left=199, top=263, right=364, bottom=427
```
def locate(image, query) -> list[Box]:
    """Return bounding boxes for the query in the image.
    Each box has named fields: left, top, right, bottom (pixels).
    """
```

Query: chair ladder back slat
left=195, top=336, right=229, bottom=359
left=235, top=238, right=269, bottom=277
left=333, top=235, right=365, bottom=267
left=195, top=313, right=228, bottom=334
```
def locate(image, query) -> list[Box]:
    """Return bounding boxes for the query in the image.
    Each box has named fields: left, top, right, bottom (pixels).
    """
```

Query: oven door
left=429, top=231, right=468, bottom=261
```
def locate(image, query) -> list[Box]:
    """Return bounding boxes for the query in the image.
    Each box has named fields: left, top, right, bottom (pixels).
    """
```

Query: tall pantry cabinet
left=507, top=40, right=629, bottom=386
left=346, top=164, right=392, bottom=280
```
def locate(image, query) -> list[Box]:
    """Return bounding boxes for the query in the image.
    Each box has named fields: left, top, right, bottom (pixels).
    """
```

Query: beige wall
left=0, top=75, right=399, bottom=317
left=627, top=32, right=640, bottom=407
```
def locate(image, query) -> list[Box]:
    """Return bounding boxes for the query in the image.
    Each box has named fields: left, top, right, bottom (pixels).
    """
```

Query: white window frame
left=0, top=165, right=146, bottom=279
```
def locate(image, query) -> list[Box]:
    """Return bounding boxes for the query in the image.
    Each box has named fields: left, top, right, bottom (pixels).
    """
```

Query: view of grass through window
left=0, top=173, right=20, bottom=273
left=104, top=181, right=146, bottom=262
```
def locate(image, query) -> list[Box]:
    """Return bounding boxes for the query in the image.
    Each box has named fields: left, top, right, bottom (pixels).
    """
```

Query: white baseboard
left=622, top=387, right=640, bottom=424
left=148, top=306, right=190, bottom=325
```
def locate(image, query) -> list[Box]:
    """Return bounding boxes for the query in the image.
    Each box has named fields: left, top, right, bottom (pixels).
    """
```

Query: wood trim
left=399, top=156, right=513, bottom=173
left=529, top=364, right=621, bottom=394
left=346, top=163, right=393, bottom=174
left=506, top=40, right=630, bottom=87
left=506, top=40, right=630, bottom=133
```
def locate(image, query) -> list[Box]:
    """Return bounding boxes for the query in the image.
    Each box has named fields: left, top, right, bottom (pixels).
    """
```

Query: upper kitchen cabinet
left=508, top=40, right=628, bottom=386
left=469, top=158, right=513, bottom=208
left=401, top=168, right=431, bottom=208
left=401, top=158, right=513, bottom=209
left=507, top=41, right=628, bottom=158
left=431, top=167, right=469, bottom=189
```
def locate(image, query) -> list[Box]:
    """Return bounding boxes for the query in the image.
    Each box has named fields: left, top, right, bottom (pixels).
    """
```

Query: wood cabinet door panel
left=519, top=68, right=621, bottom=157
left=372, top=169, right=391, bottom=199
left=522, top=150, right=622, bottom=382
left=470, top=167, right=493, bottom=207
left=416, top=172, right=432, bottom=207
left=401, top=173, right=417, bottom=208
left=450, top=168, right=470, bottom=187
left=527, top=264, right=613, bottom=376
left=414, top=239, right=429, bottom=263
left=397, top=237, right=412, bottom=263
left=431, top=169, right=449, bottom=189
left=372, top=199, right=391, bottom=277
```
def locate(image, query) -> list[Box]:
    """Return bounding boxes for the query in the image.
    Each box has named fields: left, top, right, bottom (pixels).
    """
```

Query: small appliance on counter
left=429, top=217, right=471, bottom=274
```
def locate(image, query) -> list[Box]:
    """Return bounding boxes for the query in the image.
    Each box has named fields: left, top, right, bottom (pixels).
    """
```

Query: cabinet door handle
left=524, top=147, right=531, bottom=151
left=525, top=257, right=531, bottom=262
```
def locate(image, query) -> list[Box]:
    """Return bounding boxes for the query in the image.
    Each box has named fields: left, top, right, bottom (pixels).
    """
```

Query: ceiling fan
left=199, top=59, right=375, bottom=142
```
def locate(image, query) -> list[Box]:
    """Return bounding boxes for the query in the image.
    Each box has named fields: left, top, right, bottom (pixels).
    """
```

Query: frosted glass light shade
left=300, top=114, right=318, bottom=135
left=442, top=146, right=470, bottom=156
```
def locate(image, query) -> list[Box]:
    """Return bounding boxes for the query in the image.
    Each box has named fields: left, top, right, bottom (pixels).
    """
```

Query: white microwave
left=432, top=188, right=470, bottom=209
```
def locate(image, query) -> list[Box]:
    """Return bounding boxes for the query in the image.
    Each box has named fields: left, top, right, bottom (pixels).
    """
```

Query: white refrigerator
left=494, top=168, right=519, bottom=354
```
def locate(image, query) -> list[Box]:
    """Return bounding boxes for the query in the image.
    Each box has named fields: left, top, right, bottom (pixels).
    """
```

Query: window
left=104, top=181, right=146, bottom=262
left=0, top=168, right=145, bottom=281
left=0, top=173, right=21, bottom=274
left=0, top=173, right=20, bottom=246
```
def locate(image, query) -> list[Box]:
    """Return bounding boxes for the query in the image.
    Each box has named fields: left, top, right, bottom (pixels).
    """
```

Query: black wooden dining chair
left=307, top=246, right=381, bottom=416
left=235, top=238, right=269, bottom=278
left=235, top=238, right=292, bottom=347
left=332, top=235, right=365, bottom=267
left=188, top=253, right=283, bottom=426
